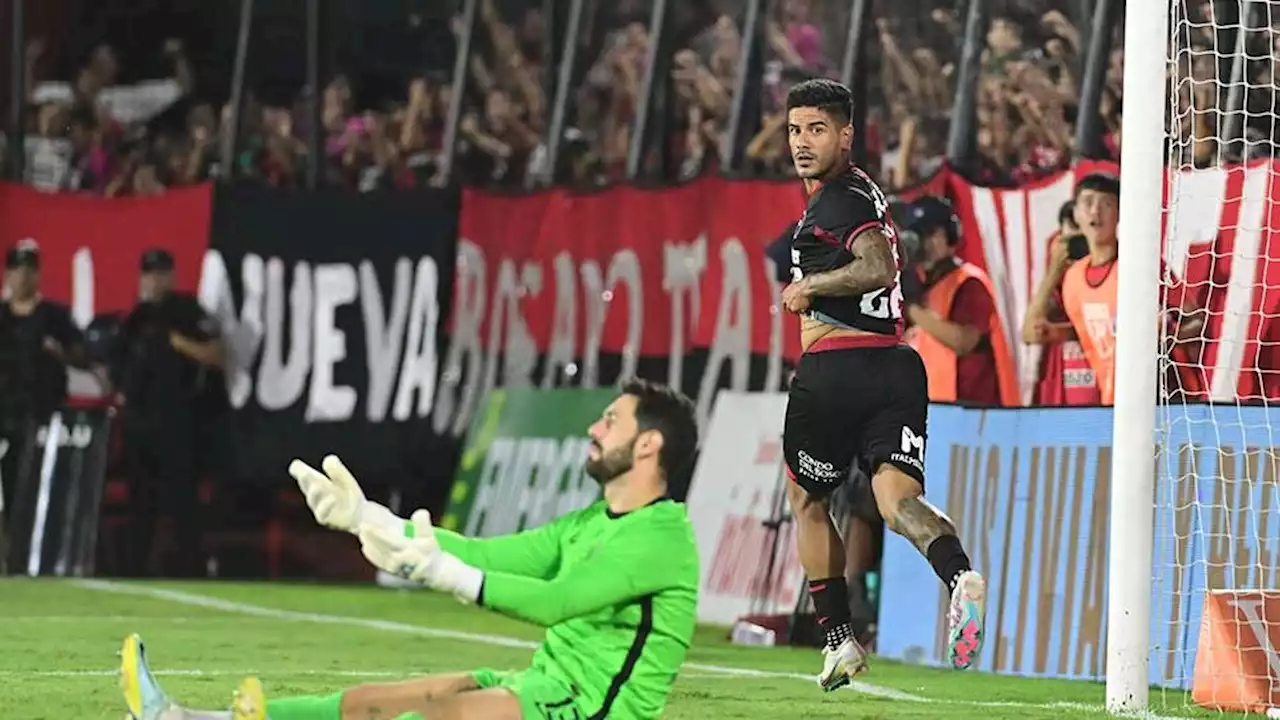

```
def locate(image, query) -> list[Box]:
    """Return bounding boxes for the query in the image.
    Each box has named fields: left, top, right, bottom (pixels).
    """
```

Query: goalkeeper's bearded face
left=585, top=396, right=640, bottom=483
left=585, top=437, right=635, bottom=484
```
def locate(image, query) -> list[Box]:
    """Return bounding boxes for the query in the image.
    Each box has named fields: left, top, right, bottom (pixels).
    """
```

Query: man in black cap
left=112, top=248, right=226, bottom=577
left=899, top=196, right=1017, bottom=407
left=0, top=241, right=85, bottom=571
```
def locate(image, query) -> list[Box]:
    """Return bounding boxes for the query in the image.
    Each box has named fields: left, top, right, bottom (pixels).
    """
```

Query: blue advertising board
left=878, top=404, right=1280, bottom=688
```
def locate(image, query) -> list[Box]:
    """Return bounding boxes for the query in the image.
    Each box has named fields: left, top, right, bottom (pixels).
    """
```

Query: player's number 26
left=860, top=285, right=902, bottom=320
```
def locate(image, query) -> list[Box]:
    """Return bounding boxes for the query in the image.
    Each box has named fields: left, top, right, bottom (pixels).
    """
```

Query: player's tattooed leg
left=889, top=494, right=974, bottom=588
left=871, top=468, right=972, bottom=590
left=871, top=467, right=987, bottom=670
left=888, top=494, right=956, bottom=555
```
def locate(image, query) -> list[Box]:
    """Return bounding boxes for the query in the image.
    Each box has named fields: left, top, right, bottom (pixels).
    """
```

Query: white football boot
left=817, top=636, right=870, bottom=692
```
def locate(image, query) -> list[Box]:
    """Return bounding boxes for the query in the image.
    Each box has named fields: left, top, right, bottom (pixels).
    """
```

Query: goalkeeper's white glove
left=289, top=455, right=405, bottom=536
left=357, top=509, right=483, bottom=603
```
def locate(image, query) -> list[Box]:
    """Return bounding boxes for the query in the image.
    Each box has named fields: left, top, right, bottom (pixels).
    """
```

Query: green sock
left=265, top=692, right=343, bottom=720
left=392, top=715, right=426, bottom=720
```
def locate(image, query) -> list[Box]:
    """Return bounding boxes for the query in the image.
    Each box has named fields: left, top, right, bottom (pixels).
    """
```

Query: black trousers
left=121, top=413, right=202, bottom=578
left=0, top=414, right=41, bottom=575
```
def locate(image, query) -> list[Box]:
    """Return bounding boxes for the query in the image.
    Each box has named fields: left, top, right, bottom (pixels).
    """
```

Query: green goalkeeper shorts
left=471, top=667, right=585, bottom=720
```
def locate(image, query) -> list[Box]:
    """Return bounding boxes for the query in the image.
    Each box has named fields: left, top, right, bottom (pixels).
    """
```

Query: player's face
left=787, top=107, right=851, bottom=180
left=1074, top=189, right=1119, bottom=250
left=585, top=396, right=639, bottom=483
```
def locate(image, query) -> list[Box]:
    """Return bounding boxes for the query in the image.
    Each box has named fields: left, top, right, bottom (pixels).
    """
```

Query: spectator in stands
left=1023, top=199, right=1101, bottom=405
left=901, top=196, right=1020, bottom=406
left=671, top=43, right=733, bottom=179
left=1099, top=87, right=1123, bottom=159
left=1171, top=45, right=1219, bottom=167
left=767, top=0, right=824, bottom=73
left=451, top=0, right=550, bottom=187
left=396, top=75, right=450, bottom=186
left=66, top=105, right=113, bottom=193
left=985, top=14, right=1027, bottom=75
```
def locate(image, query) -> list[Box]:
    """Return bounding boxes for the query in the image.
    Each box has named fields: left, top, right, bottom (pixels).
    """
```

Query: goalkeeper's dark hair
left=786, top=79, right=853, bottom=127
left=1075, top=172, right=1120, bottom=199
left=620, top=377, right=698, bottom=480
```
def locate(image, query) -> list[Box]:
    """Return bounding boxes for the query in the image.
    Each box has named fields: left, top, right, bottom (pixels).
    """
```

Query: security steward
left=0, top=242, right=85, bottom=572
left=900, top=196, right=1020, bottom=407
left=112, top=249, right=226, bottom=577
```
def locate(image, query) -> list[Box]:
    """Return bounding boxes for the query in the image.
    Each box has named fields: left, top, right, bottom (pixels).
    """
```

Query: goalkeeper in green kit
left=118, top=379, right=701, bottom=720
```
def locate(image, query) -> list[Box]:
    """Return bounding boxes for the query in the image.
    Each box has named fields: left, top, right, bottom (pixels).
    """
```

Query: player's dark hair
left=620, top=377, right=698, bottom=480
left=786, top=79, right=853, bottom=127
left=1075, top=172, right=1120, bottom=199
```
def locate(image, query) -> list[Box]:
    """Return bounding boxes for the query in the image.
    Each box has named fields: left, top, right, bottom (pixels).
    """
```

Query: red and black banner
left=444, top=178, right=807, bottom=436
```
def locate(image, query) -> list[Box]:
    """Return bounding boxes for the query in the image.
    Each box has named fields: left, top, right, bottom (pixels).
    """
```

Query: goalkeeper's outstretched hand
left=358, top=510, right=483, bottom=603
left=289, top=454, right=404, bottom=535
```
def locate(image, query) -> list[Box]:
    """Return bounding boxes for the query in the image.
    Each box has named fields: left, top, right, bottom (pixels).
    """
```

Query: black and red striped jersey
left=790, top=166, right=903, bottom=336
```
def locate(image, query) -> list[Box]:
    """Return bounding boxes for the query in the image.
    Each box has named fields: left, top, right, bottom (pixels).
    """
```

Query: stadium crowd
left=0, top=0, right=1135, bottom=195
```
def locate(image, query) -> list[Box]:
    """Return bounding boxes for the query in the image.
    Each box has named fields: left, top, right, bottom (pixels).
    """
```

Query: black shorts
left=783, top=342, right=928, bottom=498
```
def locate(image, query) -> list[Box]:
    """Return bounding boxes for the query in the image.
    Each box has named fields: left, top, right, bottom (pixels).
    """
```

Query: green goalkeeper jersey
left=435, top=498, right=699, bottom=719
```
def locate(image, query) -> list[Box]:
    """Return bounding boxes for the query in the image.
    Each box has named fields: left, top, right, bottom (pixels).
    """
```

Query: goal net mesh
left=1155, top=0, right=1280, bottom=710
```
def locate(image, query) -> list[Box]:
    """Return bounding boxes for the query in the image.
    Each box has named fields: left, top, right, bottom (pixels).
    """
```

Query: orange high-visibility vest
left=1061, top=259, right=1118, bottom=405
left=908, top=263, right=1020, bottom=406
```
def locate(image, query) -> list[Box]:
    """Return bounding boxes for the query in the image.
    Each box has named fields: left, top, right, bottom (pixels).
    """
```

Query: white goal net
left=1123, top=0, right=1280, bottom=712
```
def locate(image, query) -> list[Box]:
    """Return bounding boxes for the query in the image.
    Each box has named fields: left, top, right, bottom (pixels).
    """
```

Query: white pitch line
left=73, top=580, right=1189, bottom=719
left=72, top=580, right=912, bottom=702
left=0, top=669, right=404, bottom=679
left=8, top=616, right=207, bottom=623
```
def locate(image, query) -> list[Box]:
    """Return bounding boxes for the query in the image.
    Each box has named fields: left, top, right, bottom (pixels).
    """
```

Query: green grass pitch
left=0, top=579, right=1247, bottom=719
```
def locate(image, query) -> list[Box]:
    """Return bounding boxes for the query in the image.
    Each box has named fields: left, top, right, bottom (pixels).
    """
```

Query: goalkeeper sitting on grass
left=119, top=378, right=701, bottom=720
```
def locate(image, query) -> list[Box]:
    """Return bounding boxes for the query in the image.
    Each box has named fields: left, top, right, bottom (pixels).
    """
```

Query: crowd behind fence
left=0, top=0, right=1211, bottom=197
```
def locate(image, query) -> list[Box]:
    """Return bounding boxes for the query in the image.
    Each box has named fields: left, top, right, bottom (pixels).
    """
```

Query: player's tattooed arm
left=888, top=495, right=959, bottom=555
left=800, top=227, right=897, bottom=297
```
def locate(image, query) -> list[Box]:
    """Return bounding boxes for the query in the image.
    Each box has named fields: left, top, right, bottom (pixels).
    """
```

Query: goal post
left=1106, top=0, right=1169, bottom=709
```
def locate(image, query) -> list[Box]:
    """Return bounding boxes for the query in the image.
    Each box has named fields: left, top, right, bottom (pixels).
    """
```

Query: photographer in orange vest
left=1057, top=173, right=1206, bottom=405
left=1023, top=199, right=1102, bottom=405
left=900, top=196, right=1020, bottom=406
